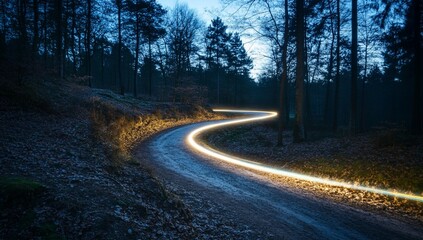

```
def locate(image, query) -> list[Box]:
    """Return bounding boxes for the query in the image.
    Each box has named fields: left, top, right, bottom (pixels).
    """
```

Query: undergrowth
left=202, top=124, right=423, bottom=195
left=89, top=96, right=220, bottom=168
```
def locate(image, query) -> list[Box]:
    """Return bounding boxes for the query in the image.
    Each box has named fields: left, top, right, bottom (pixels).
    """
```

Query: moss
left=0, top=176, right=46, bottom=208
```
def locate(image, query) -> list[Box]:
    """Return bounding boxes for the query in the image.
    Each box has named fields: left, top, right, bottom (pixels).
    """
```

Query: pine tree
left=206, top=17, right=231, bottom=104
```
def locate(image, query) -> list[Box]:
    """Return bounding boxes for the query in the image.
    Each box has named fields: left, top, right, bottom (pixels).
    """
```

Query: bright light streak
left=186, top=109, right=423, bottom=203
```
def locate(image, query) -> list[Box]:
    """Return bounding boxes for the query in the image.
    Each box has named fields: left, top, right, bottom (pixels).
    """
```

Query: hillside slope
left=0, top=79, right=233, bottom=239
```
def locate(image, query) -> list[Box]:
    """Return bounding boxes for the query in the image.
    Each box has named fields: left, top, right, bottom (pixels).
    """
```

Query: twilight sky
left=156, top=0, right=223, bottom=24
left=156, top=0, right=268, bottom=78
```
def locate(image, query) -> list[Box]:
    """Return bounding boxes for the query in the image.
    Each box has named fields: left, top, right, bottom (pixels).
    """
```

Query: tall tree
left=140, top=0, right=166, bottom=96
left=167, top=3, right=202, bottom=100
left=324, top=2, right=336, bottom=128
left=86, top=0, right=92, bottom=87
left=0, top=1, right=6, bottom=60
left=358, top=0, right=378, bottom=131
left=116, top=0, right=124, bottom=94
left=127, top=0, right=166, bottom=97
left=226, top=32, right=252, bottom=104
left=411, top=0, right=421, bottom=134
left=70, top=0, right=77, bottom=73
left=350, top=0, right=358, bottom=133
left=17, top=0, right=29, bottom=62
left=127, top=0, right=144, bottom=97
left=294, top=0, right=306, bottom=142
left=278, top=0, right=289, bottom=146
left=32, top=0, right=39, bottom=61
left=206, top=17, right=230, bottom=104
left=333, top=0, right=341, bottom=132
left=55, top=0, right=63, bottom=79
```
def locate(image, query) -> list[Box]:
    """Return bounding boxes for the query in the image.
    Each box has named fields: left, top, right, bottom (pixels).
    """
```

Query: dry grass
left=199, top=123, right=423, bottom=220
left=89, top=96, right=221, bottom=167
left=201, top=122, right=423, bottom=195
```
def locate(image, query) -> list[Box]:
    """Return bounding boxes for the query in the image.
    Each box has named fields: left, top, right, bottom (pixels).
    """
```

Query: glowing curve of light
left=186, top=109, right=423, bottom=203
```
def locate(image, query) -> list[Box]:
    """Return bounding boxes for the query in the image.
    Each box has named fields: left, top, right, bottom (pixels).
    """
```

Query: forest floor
left=1, top=77, right=422, bottom=239
left=201, top=119, right=423, bottom=222
left=0, top=77, right=258, bottom=239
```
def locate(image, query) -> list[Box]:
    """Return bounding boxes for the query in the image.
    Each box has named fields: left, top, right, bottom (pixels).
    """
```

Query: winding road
left=139, top=110, right=423, bottom=239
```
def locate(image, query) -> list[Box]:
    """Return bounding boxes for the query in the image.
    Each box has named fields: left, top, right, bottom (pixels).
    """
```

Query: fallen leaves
left=201, top=122, right=423, bottom=221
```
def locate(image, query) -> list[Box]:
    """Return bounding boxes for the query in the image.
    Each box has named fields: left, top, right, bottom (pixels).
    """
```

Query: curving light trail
left=186, top=109, right=423, bottom=203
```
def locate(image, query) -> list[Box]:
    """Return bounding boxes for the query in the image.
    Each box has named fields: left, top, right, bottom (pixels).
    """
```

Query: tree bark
left=325, top=4, right=336, bottom=128
left=17, top=0, right=28, bottom=60
left=333, top=0, right=341, bottom=132
left=278, top=0, right=289, bottom=146
left=411, top=0, right=422, bottom=134
left=71, top=0, right=77, bottom=74
left=43, top=0, right=48, bottom=68
left=0, top=1, right=6, bottom=60
left=117, top=0, right=124, bottom=95
left=350, top=0, right=358, bottom=134
left=32, top=0, right=39, bottom=61
left=101, top=41, right=104, bottom=88
left=55, top=0, right=63, bottom=79
left=133, top=17, right=140, bottom=98
left=294, top=0, right=306, bottom=142
left=62, top=0, right=69, bottom=78
left=304, top=15, right=311, bottom=132
left=149, top=39, right=153, bottom=96
left=87, top=0, right=92, bottom=87
left=360, top=30, right=368, bottom=132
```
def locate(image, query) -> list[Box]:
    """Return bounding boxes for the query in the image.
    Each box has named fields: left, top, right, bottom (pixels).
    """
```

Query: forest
left=1, top=0, right=423, bottom=238
left=0, top=0, right=421, bottom=141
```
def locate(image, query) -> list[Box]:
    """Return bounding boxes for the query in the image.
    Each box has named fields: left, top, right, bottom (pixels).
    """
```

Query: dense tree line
left=0, top=0, right=253, bottom=105
left=225, top=0, right=421, bottom=143
left=1, top=0, right=421, bottom=144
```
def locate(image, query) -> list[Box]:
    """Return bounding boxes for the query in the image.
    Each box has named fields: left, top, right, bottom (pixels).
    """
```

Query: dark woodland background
left=0, top=0, right=421, bottom=141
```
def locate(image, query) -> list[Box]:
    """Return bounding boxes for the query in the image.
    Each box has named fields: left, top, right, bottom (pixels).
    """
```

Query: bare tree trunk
left=333, top=0, right=341, bottom=132
left=87, top=0, right=92, bottom=86
left=278, top=0, right=289, bottom=145
left=310, top=41, right=321, bottom=125
left=117, top=0, right=123, bottom=95
left=1, top=1, right=6, bottom=37
left=304, top=15, right=310, bottom=132
left=55, top=0, right=63, bottom=79
left=101, top=41, right=104, bottom=88
left=324, top=20, right=335, bottom=127
left=217, top=49, right=220, bottom=104
left=17, top=0, right=28, bottom=60
left=62, top=0, right=69, bottom=78
left=350, top=0, right=358, bottom=134
left=294, top=0, right=306, bottom=142
left=16, top=0, right=28, bottom=84
left=156, top=40, right=168, bottom=100
left=149, top=39, right=153, bottom=96
left=77, top=28, right=82, bottom=70
left=411, top=0, right=422, bottom=134
left=0, top=1, right=6, bottom=60
left=71, top=0, right=77, bottom=74
left=43, top=0, right=48, bottom=68
left=360, top=32, right=369, bottom=132
left=310, top=41, right=321, bottom=84
left=32, top=0, right=39, bottom=61
left=133, top=18, right=140, bottom=98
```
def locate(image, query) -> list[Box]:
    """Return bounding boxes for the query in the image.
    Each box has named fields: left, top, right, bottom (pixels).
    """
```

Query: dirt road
left=140, top=118, right=423, bottom=239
